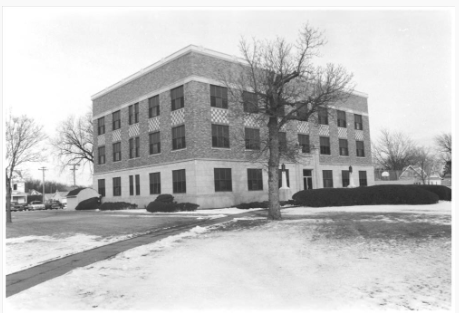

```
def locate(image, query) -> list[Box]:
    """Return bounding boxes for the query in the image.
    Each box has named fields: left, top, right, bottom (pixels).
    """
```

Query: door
left=303, top=169, right=313, bottom=190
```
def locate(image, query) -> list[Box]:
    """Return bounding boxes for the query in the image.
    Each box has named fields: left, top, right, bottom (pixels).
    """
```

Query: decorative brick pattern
left=171, top=108, right=185, bottom=126
left=355, top=130, right=364, bottom=140
left=128, top=123, right=140, bottom=138
left=112, top=129, right=121, bottom=142
left=97, top=135, right=105, bottom=146
left=244, top=114, right=262, bottom=128
left=297, top=121, right=309, bottom=134
left=211, top=107, right=229, bottom=124
left=148, top=117, right=160, bottom=132
left=338, top=127, right=348, bottom=139
left=318, top=124, right=330, bottom=136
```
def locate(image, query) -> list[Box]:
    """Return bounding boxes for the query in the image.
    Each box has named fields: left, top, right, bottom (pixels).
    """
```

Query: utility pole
left=38, top=167, right=47, bottom=203
left=69, top=164, right=79, bottom=187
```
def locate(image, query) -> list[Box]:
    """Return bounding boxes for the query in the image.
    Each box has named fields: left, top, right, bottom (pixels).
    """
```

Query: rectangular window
left=356, top=140, right=365, bottom=157
left=337, top=110, right=347, bottom=128
left=148, top=95, right=160, bottom=118
left=247, top=169, right=263, bottom=191
left=245, top=128, right=260, bottom=150
left=112, top=110, right=121, bottom=130
left=318, top=108, right=328, bottom=125
left=359, top=171, right=368, bottom=186
left=135, top=174, right=140, bottom=196
left=98, top=179, right=105, bottom=197
left=113, top=177, right=121, bottom=196
left=97, top=117, right=105, bottom=135
left=355, top=114, right=363, bottom=130
left=172, top=125, right=186, bottom=150
left=13, top=184, right=17, bottom=191
left=339, top=139, right=349, bottom=156
left=210, top=85, right=228, bottom=109
left=278, top=169, right=290, bottom=188
left=149, top=132, right=161, bottom=155
left=323, top=170, right=333, bottom=188
left=243, top=91, right=258, bottom=113
left=342, top=170, right=350, bottom=187
left=98, top=146, right=106, bottom=164
left=129, top=175, right=134, bottom=196
left=129, top=103, right=139, bottom=125
left=212, top=124, right=230, bottom=148
left=172, top=169, right=186, bottom=193
left=149, top=172, right=161, bottom=194
left=298, top=134, right=310, bottom=153
left=279, top=132, right=287, bottom=151
left=320, top=137, right=331, bottom=155
left=171, top=85, right=184, bottom=111
left=129, top=137, right=140, bottom=158
left=113, top=142, right=121, bottom=162
left=214, top=168, right=232, bottom=192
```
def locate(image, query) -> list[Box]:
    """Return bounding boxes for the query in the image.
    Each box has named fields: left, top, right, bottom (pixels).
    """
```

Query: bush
left=155, top=194, right=174, bottom=203
left=75, top=197, right=100, bottom=210
left=99, top=202, right=138, bottom=211
left=292, top=185, right=439, bottom=207
left=175, top=202, right=200, bottom=211
left=146, top=201, right=199, bottom=212
left=236, top=201, right=269, bottom=209
left=415, top=185, right=451, bottom=201
left=146, top=201, right=177, bottom=213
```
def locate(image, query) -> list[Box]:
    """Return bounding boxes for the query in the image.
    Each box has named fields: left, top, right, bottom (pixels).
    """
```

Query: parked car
left=11, top=202, right=26, bottom=211
left=27, top=201, right=45, bottom=210
left=50, top=201, right=64, bottom=210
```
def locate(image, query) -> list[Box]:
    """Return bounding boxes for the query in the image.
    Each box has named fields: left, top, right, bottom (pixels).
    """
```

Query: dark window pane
left=318, top=108, right=328, bottom=125
left=243, top=91, right=258, bottom=113
left=245, top=128, right=260, bottom=150
left=172, top=169, right=186, bottom=193
left=214, top=168, right=232, bottom=192
left=320, top=137, right=330, bottom=155
left=323, top=170, right=333, bottom=188
left=172, top=125, right=186, bottom=150
left=298, top=134, right=310, bottom=153
left=98, top=179, right=105, bottom=197
left=212, top=124, right=230, bottom=148
left=247, top=169, right=263, bottom=191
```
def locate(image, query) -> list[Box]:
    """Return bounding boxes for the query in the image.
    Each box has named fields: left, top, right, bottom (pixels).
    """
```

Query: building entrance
left=303, top=169, right=313, bottom=190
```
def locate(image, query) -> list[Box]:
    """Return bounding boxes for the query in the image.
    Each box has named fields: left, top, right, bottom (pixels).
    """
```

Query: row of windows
left=97, top=168, right=265, bottom=197
left=99, top=168, right=368, bottom=197
left=322, top=170, right=367, bottom=188
left=96, top=84, right=364, bottom=136
left=98, top=127, right=365, bottom=164
left=320, top=137, right=365, bottom=157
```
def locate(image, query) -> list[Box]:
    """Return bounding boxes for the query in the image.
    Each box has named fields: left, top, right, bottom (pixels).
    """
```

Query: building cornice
left=91, top=45, right=367, bottom=101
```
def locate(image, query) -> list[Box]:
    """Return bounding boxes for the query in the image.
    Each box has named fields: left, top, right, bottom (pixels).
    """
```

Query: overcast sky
left=3, top=7, right=453, bottom=186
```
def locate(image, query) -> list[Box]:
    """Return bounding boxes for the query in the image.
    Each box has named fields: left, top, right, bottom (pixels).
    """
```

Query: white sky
left=2, top=6, right=454, bottom=186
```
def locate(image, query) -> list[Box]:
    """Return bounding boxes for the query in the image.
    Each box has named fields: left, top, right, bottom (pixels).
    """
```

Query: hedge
left=236, top=201, right=269, bottom=209
left=292, top=185, right=439, bottom=207
left=146, top=201, right=199, bottom=213
left=155, top=194, right=174, bottom=203
left=99, top=202, right=138, bottom=211
left=75, top=197, right=100, bottom=210
left=414, top=185, right=451, bottom=201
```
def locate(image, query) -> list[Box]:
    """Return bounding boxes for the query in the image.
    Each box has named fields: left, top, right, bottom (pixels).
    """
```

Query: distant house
left=28, top=189, right=42, bottom=195
left=10, top=171, right=27, bottom=204
left=399, top=165, right=426, bottom=182
left=66, top=188, right=99, bottom=210
left=44, top=190, right=69, bottom=204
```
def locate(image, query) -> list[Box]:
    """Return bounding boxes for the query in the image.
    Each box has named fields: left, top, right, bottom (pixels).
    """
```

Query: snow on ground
left=6, top=202, right=451, bottom=311
left=5, top=232, right=147, bottom=275
left=106, top=207, right=262, bottom=215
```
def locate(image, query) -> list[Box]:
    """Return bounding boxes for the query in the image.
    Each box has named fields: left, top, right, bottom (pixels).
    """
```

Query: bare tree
left=5, top=115, right=46, bottom=223
left=413, top=146, right=442, bottom=184
left=52, top=111, right=94, bottom=171
left=434, top=132, right=452, bottom=177
left=221, top=24, right=354, bottom=220
left=372, top=129, right=418, bottom=172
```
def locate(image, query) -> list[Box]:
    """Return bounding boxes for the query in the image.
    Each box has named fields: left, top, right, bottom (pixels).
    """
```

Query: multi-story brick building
left=92, top=45, right=374, bottom=208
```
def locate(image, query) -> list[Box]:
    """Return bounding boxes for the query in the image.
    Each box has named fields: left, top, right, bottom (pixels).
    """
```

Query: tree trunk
left=6, top=175, right=12, bottom=223
left=267, top=117, right=282, bottom=220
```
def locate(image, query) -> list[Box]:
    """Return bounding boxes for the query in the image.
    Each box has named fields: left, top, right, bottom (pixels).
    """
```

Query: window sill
left=128, top=122, right=140, bottom=126
left=113, top=160, right=122, bottom=163
left=149, top=153, right=162, bottom=156
left=212, top=147, right=231, bottom=150
left=171, top=148, right=187, bottom=152
left=215, top=190, right=233, bottom=193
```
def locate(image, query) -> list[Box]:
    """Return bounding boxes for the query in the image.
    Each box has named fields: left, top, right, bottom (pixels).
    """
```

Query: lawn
left=6, top=202, right=451, bottom=310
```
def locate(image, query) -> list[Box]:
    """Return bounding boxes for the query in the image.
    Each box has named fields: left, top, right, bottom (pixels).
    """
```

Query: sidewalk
left=6, top=210, right=262, bottom=297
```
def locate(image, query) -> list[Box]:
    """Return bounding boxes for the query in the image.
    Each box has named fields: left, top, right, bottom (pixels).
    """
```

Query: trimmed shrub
left=175, top=202, right=200, bottom=211
left=75, top=197, right=100, bottom=211
left=155, top=194, right=174, bottom=203
left=99, top=202, right=138, bottom=211
left=236, top=201, right=269, bottom=209
left=292, top=185, right=439, bottom=207
left=146, top=201, right=177, bottom=213
left=415, top=185, right=451, bottom=201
